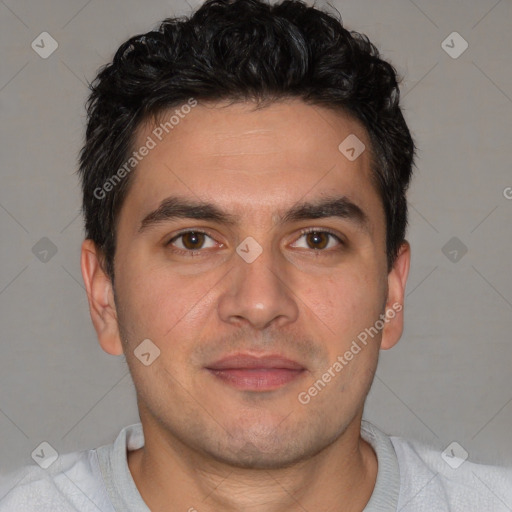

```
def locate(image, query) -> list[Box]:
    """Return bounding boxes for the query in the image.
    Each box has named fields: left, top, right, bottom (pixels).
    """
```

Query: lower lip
left=207, top=368, right=305, bottom=391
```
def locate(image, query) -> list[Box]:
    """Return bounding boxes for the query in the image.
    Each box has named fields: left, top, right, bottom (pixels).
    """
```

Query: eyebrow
left=139, top=197, right=238, bottom=232
left=138, top=195, right=371, bottom=235
left=281, top=196, right=371, bottom=234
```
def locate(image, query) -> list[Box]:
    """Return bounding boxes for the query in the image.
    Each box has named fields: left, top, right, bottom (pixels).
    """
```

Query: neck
left=127, top=413, right=378, bottom=512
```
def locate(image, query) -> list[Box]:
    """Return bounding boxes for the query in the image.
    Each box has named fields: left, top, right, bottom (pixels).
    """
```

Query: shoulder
left=0, top=449, right=114, bottom=512
left=390, top=434, right=512, bottom=511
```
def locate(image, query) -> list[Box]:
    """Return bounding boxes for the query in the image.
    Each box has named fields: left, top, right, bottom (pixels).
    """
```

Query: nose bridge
left=239, top=242, right=282, bottom=300
left=217, top=236, right=299, bottom=329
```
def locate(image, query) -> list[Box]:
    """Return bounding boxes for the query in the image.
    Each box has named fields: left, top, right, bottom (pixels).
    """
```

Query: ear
left=380, top=240, right=411, bottom=350
left=81, top=239, right=123, bottom=356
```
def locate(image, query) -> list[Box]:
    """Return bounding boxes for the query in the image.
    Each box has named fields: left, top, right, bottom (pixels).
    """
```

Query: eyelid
left=292, top=227, right=345, bottom=246
left=167, top=227, right=218, bottom=242
left=166, top=229, right=222, bottom=254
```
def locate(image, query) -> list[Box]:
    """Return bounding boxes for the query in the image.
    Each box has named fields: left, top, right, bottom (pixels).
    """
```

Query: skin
left=81, top=99, right=410, bottom=512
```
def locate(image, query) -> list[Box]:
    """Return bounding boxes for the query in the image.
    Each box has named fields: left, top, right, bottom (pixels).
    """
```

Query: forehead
left=121, top=99, right=384, bottom=232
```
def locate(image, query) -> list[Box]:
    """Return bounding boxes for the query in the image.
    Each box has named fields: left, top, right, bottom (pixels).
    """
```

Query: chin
left=212, top=442, right=309, bottom=470
left=202, top=424, right=330, bottom=470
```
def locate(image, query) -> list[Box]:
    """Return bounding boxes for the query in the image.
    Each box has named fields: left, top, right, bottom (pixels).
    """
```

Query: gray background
left=1, top=0, right=511, bottom=478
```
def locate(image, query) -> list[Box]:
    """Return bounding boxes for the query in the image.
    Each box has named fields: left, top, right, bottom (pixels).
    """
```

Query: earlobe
left=80, top=239, right=124, bottom=356
left=380, top=240, right=411, bottom=350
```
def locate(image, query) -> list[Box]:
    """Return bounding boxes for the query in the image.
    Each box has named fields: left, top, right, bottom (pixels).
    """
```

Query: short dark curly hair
left=78, top=0, right=416, bottom=282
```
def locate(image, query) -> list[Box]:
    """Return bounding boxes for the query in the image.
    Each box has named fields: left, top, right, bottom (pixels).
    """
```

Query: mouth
left=205, top=353, right=306, bottom=391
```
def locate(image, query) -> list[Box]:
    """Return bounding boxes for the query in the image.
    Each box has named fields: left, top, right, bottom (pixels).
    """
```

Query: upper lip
left=206, top=353, right=305, bottom=371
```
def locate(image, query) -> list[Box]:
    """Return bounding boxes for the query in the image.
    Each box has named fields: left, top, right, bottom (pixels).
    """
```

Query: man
left=1, top=0, right=511, bottom=510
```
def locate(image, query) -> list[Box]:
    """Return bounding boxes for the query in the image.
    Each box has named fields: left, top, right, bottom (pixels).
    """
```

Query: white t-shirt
left=1, top=420, right=511, bottom=511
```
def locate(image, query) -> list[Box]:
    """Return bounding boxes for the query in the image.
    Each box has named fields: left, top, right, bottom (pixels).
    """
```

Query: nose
left=217, top=242, right=299, bottom=330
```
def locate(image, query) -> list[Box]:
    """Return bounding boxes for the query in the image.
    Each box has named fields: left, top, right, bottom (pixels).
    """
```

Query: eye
left=167, top=230, right=219, bottom=252
left=290, top=229, right=343, bottom=250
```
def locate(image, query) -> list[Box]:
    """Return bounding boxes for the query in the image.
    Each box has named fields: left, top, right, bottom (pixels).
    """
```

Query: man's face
left=106, top=100, right=397, bottom=468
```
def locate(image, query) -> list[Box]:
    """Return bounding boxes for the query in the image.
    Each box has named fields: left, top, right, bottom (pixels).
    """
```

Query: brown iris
left=181, top=231, right=206, bottom=250
left=305, top=231, right=329, bottom=250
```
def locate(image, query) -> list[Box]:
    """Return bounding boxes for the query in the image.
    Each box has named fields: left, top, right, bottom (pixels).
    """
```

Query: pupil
left=307, top=231, right=327, bottom=249
left=183, top=232, right=204, bottom=249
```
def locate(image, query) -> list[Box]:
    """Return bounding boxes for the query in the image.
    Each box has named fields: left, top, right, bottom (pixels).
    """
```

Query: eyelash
left=298, top=227, right=345, bottom=249
left=165, top=228, right=344, bottom=257
left=165, top=229, right=217, bottom=257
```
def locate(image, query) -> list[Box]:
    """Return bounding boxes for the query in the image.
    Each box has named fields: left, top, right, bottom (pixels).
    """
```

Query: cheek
left=297, top=266, right=387, bottom=351
left=115, top=257, right=219, bottom=343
